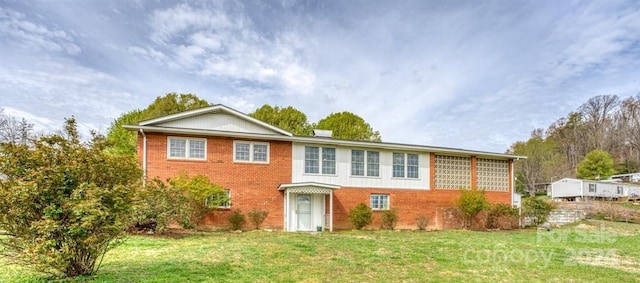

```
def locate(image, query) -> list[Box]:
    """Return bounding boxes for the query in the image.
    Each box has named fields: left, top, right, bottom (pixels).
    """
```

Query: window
left=617, top=186, right=624, bottom=195
left=234, top=141, right=269, bottom=163
left=393, top=153, right=405, bottom=177
left=367, top=151, right=380, bottom=177
left=167, top=137, right=206, bottom=160
left=351, top=150, right=365, bottom=176
left=206, top=190, right=231, bottom=208
left=322, top=148, right=336, bottom=174
left=305, top=146, right=319, bottom=173
left=589, top=184, right=596, bottom=193
left=370, top=194, right=389, bottom=210
left=407, top=154, right=419, bottom=178
left=305, top=146, right=336, bottom=175
left=351, top=150, right=380, bottom=177
left=393, top=153, right=419, bottom=178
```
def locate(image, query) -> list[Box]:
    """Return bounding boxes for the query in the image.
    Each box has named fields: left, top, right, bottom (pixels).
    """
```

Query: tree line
left=509, top=94, right=640, bottom=196
left=106, top=93, right=381, bottom=155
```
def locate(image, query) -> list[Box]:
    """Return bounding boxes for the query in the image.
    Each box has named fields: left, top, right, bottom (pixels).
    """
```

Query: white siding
left=583, top=182, right=623, bottom=198
left=551, top=178, right=583, bottom=198
left=157, top=113, right=280, bottom=135
left=291, top=143, right=430, bottom=190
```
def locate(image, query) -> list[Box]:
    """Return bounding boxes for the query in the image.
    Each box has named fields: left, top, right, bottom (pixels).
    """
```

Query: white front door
left=297, top=194, right=312, bottom=231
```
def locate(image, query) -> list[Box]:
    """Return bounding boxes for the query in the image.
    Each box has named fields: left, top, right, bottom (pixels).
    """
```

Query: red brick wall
left=137, top=132, right=513, bottom=231
left=331, top=187, right=511, bottom=230
left=139, top=132, right=291, bottom=230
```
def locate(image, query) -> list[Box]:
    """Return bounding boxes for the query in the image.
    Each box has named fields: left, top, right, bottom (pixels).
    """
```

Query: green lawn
left=2, top=220, right=640, bottom=282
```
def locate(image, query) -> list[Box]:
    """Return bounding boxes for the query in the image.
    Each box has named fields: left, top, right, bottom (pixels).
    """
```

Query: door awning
left=278, top=182, right=340, bottom=194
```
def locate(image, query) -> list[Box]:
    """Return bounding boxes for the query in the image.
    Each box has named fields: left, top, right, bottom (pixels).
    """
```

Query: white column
left=284, top=190, right=289, bottom=232
left=329, top=190, right=333, bottom=232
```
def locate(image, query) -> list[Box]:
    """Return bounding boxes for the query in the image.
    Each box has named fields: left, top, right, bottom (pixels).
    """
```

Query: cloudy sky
left=1, top=0, right=639, bottom=153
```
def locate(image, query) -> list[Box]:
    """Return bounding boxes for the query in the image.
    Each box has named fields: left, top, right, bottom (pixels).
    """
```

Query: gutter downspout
left=139, top=129, right=147, bottom=185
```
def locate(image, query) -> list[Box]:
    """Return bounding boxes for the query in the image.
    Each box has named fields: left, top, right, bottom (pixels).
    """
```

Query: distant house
left=550, top=178, right=640, bottom=201
left=608, top=173, right=640, bottom=183
left=124, top=104, right=524, bottom=231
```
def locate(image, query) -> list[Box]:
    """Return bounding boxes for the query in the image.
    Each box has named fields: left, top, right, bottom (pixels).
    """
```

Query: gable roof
left=124, top=104, right=525, bottom=160
left=133, top=104, right=292, bottom=136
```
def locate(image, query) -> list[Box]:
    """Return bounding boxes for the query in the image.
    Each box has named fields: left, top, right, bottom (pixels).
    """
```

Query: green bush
left=455, top=188, right=490, bottom=229
left=130, top=174, right=226, bottom=233
left=348, top=203, right=373, bottom=230
left=247, top=208, right=269, bottom=229
left=486, top=203, right=519, bottom=230
left=228, top=209, right=246, bottom=231
left=380, top=208, right=399, bottom=230
left=130, top=178, right=193, bottom=233
left=523, top=198, right=554, bottom=226
left=0, top=118, right=140, bottom=278
left=415, top=214, right=429, bottom=230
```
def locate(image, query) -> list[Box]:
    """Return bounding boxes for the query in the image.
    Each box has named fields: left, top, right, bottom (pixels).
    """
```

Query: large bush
left=131, top=174, right=227, bottom=233
left=523, top=198, right=554, bottom=226
left=455, top=188, right=490, bottom=229
left=130, top=178, right=192, bottom=233
left=0, top=119, right=141, bottom=277
left=348, top=203, right=373, bottom=230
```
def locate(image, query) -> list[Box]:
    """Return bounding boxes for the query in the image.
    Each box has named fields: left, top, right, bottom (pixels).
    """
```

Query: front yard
left=2, top=220, right=640, bottom=282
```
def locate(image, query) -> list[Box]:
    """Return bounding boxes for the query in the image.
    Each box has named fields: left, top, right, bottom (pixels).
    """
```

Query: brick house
left=125, top=104, right=523, bottom=231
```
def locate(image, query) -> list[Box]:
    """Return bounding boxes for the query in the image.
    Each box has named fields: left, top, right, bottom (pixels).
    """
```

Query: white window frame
left=370, top=194, right=389, bottom=210
left=167, top=137, right=207, bottom=160
left=206, top=190, right=231, bottom=209
left=351, top=149, right=380, bottom=177
left=392, top=152, right=419, bottom=179
left=304, top=146, right=336, bottom=175
left=617, top=186, right=623, bottom=195
left=233, top=141, right=270, bottom=163
left=588, top=183, right=596, bottom=193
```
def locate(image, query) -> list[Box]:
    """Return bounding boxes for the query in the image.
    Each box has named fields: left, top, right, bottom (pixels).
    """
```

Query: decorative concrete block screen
left=477, top=158, right=508, bottom=191
left=434, top=155, right=471, bottom=189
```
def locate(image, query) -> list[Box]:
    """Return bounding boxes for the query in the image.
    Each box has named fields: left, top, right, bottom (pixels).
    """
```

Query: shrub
left=131, top=174, right=227, bottom=233
left=248, top=208, right=269, bottom=229
left=348, top=203, right=373, bottom=230
left=415, top=214, right=429, bottom=230
left=523, top=198, right=554, bottom=226
left=455, top=188, right=490, bottom=229
left=0, top=118, right=140, bottom=277
left=228, top=209, right=246, bottom=231
left=130, top=178, right=193, bottom=234
left=169, top=173, right=227, bottom=224
left=380, top=208, right=399, bottom=230
left=486, top=203, right=519, bottom=230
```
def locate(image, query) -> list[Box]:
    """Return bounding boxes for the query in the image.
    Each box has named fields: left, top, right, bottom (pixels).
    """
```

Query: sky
left=1, top=0, right=639, bottom=153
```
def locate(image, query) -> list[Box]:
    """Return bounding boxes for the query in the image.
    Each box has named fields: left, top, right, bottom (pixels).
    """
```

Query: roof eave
left=124, top=125, right=525, bottom=160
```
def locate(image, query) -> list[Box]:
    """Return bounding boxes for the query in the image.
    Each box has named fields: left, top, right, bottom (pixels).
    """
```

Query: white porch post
left=329, top=190, right=333, bottom=232
left=285, top=190, right=289, bottom=232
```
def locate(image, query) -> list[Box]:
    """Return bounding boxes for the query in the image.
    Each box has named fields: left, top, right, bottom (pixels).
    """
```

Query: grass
left=2, top=220, right=640, bottom=282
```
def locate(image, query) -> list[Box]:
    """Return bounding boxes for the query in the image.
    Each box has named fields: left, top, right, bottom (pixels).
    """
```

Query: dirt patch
left=572, top=254, right=640, bottom=273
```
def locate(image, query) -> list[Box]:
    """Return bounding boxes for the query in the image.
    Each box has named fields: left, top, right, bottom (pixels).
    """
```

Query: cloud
left=0, top=7, right=81, bottom=55
left=141, top=2, right=317, bottom=96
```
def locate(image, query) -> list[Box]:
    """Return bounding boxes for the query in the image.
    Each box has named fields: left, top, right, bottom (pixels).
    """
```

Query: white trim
left=233, top=140, right=270, bottom=164
left=278, top=182, right=341, bottom=190
left=166, top=136, right=207, bottom=160
left=138, top=104, right=293, bottom=136
left=124, top=125, right=524, bottom=160
left=392, top=152, right=420, bottom=179
left=370, top=194, right=390, bottom=210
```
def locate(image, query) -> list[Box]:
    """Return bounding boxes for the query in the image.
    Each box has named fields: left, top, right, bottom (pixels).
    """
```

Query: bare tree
left=0, top=108, right=34, bottom=145
left=578, top=95, right=620, bottom=151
